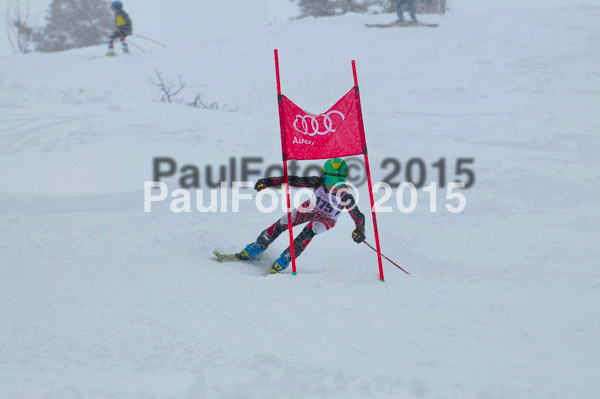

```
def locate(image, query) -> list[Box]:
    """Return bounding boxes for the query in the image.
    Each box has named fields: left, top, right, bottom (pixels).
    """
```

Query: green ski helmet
left=322, top=158, right=348, bottom=187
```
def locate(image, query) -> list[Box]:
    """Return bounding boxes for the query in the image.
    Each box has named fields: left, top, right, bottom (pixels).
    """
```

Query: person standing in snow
left=237, top=158, right=366, bottom=274
left=107, top=1, right=132, bottom=56
left=396, top=0, right=418, bottom=23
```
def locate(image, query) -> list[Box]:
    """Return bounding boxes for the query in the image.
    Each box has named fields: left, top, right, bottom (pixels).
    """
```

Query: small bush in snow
left=151, top=70, right=237, bottom=112
left=151, top=70, right=186, bottom=104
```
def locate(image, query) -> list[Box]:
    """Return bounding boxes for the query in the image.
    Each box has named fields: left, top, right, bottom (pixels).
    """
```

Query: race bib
left=311, top=186, right=343, bottom=220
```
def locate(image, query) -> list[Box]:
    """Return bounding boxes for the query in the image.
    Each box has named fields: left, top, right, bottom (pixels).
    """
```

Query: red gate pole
left=352, top=60, right=385, bottom=282
left=274, top=49, right=297, bottom=275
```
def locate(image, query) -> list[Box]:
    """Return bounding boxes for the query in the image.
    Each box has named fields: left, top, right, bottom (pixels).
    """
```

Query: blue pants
left=108, top=31, right=129, bottom=52
left=396, top=0, right=417, bottom=22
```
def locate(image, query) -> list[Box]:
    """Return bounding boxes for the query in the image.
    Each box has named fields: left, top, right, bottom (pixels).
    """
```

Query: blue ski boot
left=268, top=252, right=291, bottom=274
left=237, top=242, right=265, bottom=260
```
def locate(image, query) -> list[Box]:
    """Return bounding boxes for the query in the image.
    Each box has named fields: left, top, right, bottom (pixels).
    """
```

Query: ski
left=213, top=251, right=275, bottom=276
left=213, top=251, right=245, bottom=262
left=85, top=53, right=119, bottom=59
left=365, top=21, right=438, bottom=28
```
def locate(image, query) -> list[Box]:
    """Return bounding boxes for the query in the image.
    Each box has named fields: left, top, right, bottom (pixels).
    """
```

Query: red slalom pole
left=363, top=241, right=410, bottom=275
left=352, top=60, right=385, bottom=282
left=274, top=49, right=297, bottom=275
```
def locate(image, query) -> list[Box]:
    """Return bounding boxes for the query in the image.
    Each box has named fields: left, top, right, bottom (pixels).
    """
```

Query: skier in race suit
left=238, top=158, right=366, bottom=274
left=107, top=1, right=132, bottom=55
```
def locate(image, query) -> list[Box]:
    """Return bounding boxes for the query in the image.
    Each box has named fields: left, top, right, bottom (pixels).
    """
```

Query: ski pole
left=363, top=241, right=410, bottom=275
left=126, top=39, right=146, bottom=53
left=134, top=34, right=167, bottom=48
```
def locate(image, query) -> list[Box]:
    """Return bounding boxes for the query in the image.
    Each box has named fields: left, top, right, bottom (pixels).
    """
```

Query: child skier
left=107, top=1, right=132, bottom=56
left=238, top=158, right=366, bottom=274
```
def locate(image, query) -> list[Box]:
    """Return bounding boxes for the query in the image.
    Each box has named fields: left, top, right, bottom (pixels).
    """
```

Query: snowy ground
left=1, top=1, right=599, bottom=398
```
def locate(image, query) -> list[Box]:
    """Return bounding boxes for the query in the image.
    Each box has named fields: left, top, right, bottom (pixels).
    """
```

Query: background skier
left=107, top=1, right=132, bottom=56
left=396, top=0, right=418, bottom=23
left=237, top=158, right=366, bottom=274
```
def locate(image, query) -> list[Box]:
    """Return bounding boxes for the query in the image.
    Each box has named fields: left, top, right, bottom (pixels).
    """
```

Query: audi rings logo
left=293, top=110, right=345, bottom=136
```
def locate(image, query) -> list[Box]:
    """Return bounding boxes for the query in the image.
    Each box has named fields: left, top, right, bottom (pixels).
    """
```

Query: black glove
left=352, top=227, right=365, bottom=244
left=255, top=178, right=274, bottom=191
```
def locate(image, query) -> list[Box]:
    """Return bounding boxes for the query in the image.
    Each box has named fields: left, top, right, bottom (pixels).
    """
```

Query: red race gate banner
left=280, top=89, right=365, bottom=160
left=274, top=49, right=385, bottom=281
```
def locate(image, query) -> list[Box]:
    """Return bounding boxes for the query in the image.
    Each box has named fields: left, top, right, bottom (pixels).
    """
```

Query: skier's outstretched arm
left=340, top=191, right=366, bottom=244
left=254, top=176, right=321, bottom=191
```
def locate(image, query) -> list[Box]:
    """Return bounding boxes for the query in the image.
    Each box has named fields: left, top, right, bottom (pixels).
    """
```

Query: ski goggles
left=323, top=173, right=346, bottom=186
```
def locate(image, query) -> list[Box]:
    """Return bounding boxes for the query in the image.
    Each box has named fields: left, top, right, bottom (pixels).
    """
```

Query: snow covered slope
left=1, top=1, right=599, bottom=398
